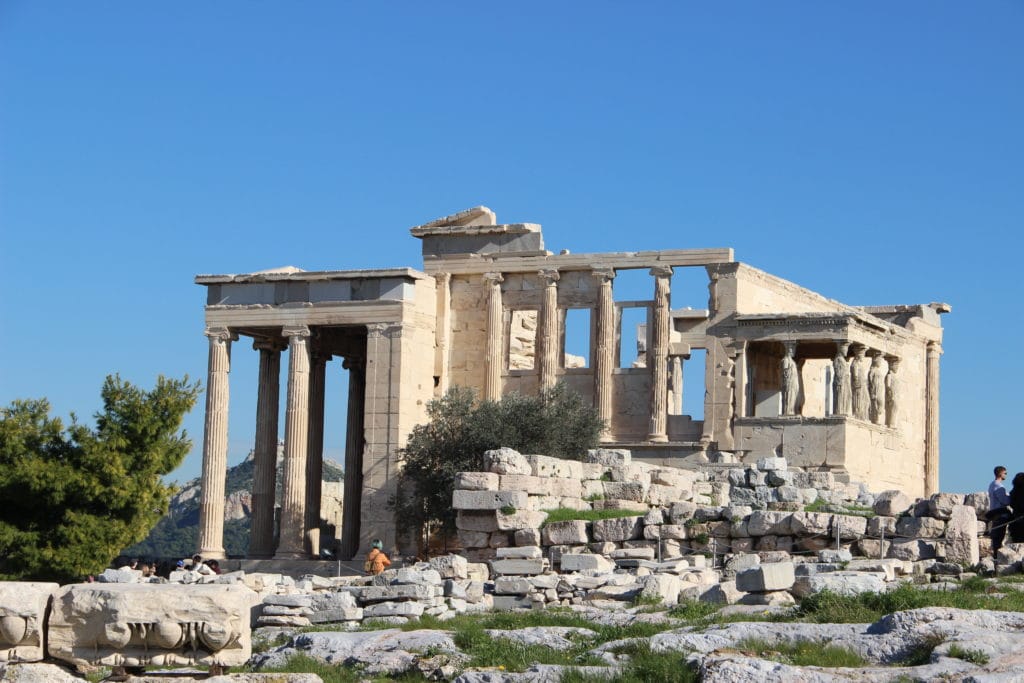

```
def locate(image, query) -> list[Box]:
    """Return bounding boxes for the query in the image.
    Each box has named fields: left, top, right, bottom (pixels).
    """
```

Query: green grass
left=560, top=642, right=698, bottom=683
left=541, top=507, right=644, bottom=525
left=733, top=637, right=867, bottom=668
left=947, top=644, right=990, bottom=665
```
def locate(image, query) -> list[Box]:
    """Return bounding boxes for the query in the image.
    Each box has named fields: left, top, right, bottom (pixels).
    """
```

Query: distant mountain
left=125, top=448, right=343, bottom=559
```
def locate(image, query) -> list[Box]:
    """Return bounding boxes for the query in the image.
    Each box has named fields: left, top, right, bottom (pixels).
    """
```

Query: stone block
left=591, top=516, right=643, bottom=542
left=527, top=495, right=563, bottom=511
left=452, top=490, right=528, bottom=511
left=601, top=481, right=647, bottom=502
left=527, top=454, right=583, bottom=479
left=0, top=581, right=58, bottom=662
left=833, top=514, right=868, bottom=540
left=48, top=584, right=251, bottom=668
left=548, top=477, right=583, bottom=499
left=559, top=554, right=614, bottom=572
left=746, top=511, right=792, bottom=537
left=756, top=457, right=787, bottom=471
left=735, top=562, right=795, bottom=592
left=496, top=509, right=548, bottom=531
left=491, top=595, right=534, bottom=611
left=454, top=472, right=499, bottom=491
left=458, top=530, right=490, bottom=548
left=483, top=448, right=533, bottom=475
left=363, top=601, right=425, bottom=618
left=648, top=483, right=683, bottom=506
left=638, top=574, right=680, bottom=605
left=945, top=504, right=980, bottom=566
left=559, top=497, right=592, bottom=511
left=867, top=516, right=897, bottom=537
left=668, top=501, right=698, bottom=524
left=928, top=493, right=965, bottom=521
left=496, top=546, right=542, bottom=559
left=490, top=559, right=546, bottom=576
left=789, top=511, right=831, bottom=536
left=871, top=490, right=912, bottom=517
left=489, top=532, right=512, bottom=548
left=358, top=584, right=434, bottom=603
left=585, top=448, right=631, bottom=467
left=895, top=516, right=945, bottom=539
left=888, top=540, right=937, bottom=561
left=428, top=554, right=469, bottom=580
left=542, top=520, right=589, bottom=546
left=514, top=528, right=542, bottom=546
left=499, top=474, right=547, bottom=494
left=456, top=511, right=499, bottom=532
left=494, top=577, right=532, bottom=595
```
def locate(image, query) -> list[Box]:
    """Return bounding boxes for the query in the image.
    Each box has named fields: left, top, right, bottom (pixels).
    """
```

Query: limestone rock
left=735, top=562, right=795, bottom=592
left=482, top=448, right=533, bottom=475
left=591, top=516, right=643, bottom=542
left=945, top=504, right=980, bottom=566
left=873, top=490, right=912, bottom=517
left=542, top=520, right=589, bottom=546
left=791, top=571, right=887, bottom=599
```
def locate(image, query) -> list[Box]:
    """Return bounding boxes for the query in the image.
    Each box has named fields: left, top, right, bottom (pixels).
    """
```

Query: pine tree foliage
left=0, top=375, right=199, bottom=582
left=396, top=383, right=604, bottom=538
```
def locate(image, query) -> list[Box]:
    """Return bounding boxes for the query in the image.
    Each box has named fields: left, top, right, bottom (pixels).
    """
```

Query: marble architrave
left=48, top=584, right=251, bottom=669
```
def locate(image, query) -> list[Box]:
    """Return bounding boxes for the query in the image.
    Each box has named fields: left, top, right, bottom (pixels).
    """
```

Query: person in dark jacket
left=1009, top=472, right=1024, bottom=544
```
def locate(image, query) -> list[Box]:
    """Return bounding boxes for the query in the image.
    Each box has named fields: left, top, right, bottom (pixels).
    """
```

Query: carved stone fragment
left=48, top=584, right=251, bottom=668
left=0, top=582, right=58, bottom=662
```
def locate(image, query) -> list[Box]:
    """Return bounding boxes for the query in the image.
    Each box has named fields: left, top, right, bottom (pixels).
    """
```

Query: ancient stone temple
left=194, top=206, right=948, bottom=559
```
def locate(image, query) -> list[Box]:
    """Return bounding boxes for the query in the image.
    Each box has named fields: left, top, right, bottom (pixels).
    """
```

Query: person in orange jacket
left=364, top=539, right=392, bottom=575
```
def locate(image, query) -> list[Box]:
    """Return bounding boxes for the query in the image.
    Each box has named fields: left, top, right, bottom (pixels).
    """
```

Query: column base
left=646, top=434, right=669, bottom=443
left=197, top=547, right=226, bottom=561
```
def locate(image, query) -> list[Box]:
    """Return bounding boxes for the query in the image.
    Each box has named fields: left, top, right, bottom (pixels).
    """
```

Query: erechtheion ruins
left=194, top=207, right=948, bottom=560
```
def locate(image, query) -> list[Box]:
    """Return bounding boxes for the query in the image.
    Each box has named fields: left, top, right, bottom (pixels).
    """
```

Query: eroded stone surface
left=0, top=582, right=58, bottom=662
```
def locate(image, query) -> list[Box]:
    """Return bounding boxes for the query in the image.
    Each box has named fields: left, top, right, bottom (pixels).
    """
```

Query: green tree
left=0, top=375, right=199, bottom=582
left=396, top=383, right=604, bottom=545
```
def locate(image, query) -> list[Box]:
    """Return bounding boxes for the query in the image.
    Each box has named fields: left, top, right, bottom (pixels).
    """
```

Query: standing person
left=1009, top=473, right=1024, bottom=544
left=364, top=539, right=392, bottom=575
left=989, top=465, right=1012, bottom=556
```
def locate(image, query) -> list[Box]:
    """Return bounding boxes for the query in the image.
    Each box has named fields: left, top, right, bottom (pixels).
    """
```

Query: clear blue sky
left=1, top=3, right=1021, bottom=493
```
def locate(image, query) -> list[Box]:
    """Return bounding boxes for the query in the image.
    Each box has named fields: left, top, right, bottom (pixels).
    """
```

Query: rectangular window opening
left=682, top=349, right=707, bottom=420
left=563, top=308, right=590, bottom=368
left=617, top=307, right=648, bottom=369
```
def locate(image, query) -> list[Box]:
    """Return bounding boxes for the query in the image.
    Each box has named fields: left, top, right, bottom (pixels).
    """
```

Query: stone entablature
left=193, top=205, right=949, bottom=559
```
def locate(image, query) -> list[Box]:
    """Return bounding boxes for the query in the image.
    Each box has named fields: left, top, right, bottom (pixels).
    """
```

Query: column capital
left=483, top=271, right=504, bottom=285
left=649, top=265, right=673, bottom=278
left=538, top=268, right=560, bottom=285
left=834, top=340, right=851, bottom=355
left=367, top=322, right=403, bottom=339
left=591, top=267, right=616, bottom=283
left=885, top=355, right=901, bottom=370
left=927, top=341, right=943, bottom=355
left=282, top=325, right=311, bottom=340
left=434, top=271, right=452, bottom=285
left=726, top=339, right=747, bottom=357
left=253, top=337, right=287, bottom=353
left=204, top=326, right=234, bottom=342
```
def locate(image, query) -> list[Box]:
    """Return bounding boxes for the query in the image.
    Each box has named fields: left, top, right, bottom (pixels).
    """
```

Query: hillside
left=125, top=449, right=343, bottom=558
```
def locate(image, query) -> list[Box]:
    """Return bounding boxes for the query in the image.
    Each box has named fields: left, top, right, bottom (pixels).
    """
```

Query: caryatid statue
left=868, top=352, right=887, bottom=425
left=850, top=344, right=870, bottom=420
left=885, top=356, right=900, bottom=428
left=832, top=341, right=852, bottom=416
left=780, top=341, right=800, bottom=416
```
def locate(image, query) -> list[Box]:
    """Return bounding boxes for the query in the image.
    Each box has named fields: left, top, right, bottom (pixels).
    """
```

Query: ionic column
left=647, top=266, right=672, bottom=442
left=483, top=272, right=504, bottom=401
left=925, top=342, right=942, bottom=496
left=537, top=269, right=560, bottom=390
left=249, top=338, right=284, bottom=558
left=592, top=268, right=616, bottom=440
left=275, top=325, right=312, bottom=559
left=340, top=357, right=365, bottom=560
left=434, top=272, right=452, bottom=394
left=197, top=326, right=232, bottom=560
left=304, top=350, right=330, bottom=557
left=670, top=355, right=683, bottom=415
left=885, top=355, right=900, bottom=429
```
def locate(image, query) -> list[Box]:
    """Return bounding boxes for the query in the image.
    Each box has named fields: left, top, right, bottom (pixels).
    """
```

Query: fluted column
left=197, top=326, right=232, bottom=560
left=483, top=272, right=504, bottom=401
left=592, top=268, right=615, bottom=439
left=731, top=341, right=748, bottom=419
left=248, top=338, right=284, bottom=558
left=647, top=266, right=672, bottom=442
left=538, top=269, right=560, bottom=390
left=435, top=272, right=452, bottom=394
left=304, top=350, right=329, bottom=557
left=925, top=342, right=942, bottom=496
left=275, top=325, right=312, bottom=559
